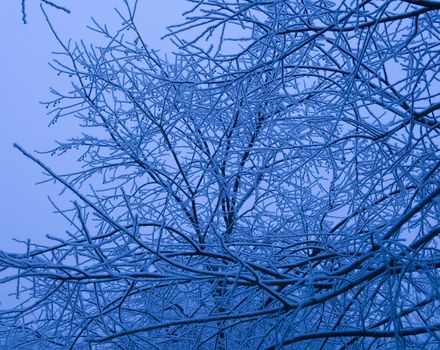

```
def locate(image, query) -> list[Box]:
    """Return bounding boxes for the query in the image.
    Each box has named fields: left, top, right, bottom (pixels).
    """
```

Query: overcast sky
left=0, top=1, right=188, bottom=251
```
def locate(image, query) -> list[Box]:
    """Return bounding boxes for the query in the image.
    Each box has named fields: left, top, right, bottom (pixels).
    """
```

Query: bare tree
left=1, top=0, right=440, bottom=348
left=20, top=0, right=70, bottom=24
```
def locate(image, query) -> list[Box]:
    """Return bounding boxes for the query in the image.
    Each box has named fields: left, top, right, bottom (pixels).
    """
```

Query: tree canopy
left=1, top=0, right=440, bottom=348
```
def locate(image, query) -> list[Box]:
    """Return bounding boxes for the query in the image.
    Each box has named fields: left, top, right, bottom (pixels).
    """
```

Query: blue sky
left=0, top=1, right=188, bottom=251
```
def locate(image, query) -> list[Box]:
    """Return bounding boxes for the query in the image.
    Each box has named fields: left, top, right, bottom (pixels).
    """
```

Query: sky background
left=0, top=0, right=189, bottom=252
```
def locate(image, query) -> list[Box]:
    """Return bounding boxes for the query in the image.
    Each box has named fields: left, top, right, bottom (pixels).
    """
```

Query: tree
left=1, top=0, right=440, bottom=348
left=20, top=0, right=70, bottom=24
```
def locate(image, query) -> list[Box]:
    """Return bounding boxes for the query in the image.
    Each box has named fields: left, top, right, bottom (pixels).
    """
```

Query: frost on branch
left=1, top=0, right=440, bottom=349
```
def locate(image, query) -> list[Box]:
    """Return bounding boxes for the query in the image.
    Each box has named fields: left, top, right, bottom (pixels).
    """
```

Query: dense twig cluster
left=1, top=0, right=440, bottom=348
